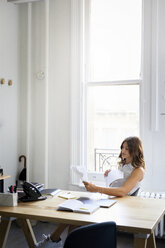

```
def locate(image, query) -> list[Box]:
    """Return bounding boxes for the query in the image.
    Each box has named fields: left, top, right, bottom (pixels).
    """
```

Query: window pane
left=87, top=85, right=139, bottom=172
left=89, top=0, right=142, bottom=81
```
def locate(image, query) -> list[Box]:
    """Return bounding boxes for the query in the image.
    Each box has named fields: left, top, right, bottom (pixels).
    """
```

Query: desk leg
left=134, top=236, right=147, bottom=248
left=18, top=219, right=37, bottom=248
left=146, top=232, right=156, bottom=248
left=134, top=233, right=156, bottom=248
left=0, top=217, right=12, bottom=248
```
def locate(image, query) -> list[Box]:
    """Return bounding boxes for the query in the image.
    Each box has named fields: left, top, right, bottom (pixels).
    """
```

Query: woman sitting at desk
left=84, top=136, right=145, bottom=196
left=36, top=136, right=145, bottom=248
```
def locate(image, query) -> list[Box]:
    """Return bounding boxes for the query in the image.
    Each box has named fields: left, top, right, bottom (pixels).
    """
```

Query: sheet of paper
left=105, top=169, right=124, bottom=187
left=58, top=192, right=76, bottom=199
left=72, top=166, right=88, bottom=181
left=41, top=188, right=61, bottom=196
left=77, top=197, right=117, bottom=208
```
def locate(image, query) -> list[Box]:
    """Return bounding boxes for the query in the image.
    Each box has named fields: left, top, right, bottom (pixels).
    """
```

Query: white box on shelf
left=0, top=193, right=18, bottom=206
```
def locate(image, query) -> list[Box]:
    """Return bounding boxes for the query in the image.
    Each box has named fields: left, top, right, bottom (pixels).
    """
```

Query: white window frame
left=70, top=0, right=156, bottom=186
left=70, top=0, right=85, bottom=185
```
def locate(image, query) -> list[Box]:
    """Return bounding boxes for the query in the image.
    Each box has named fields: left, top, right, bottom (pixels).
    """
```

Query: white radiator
left=139, top=191, right=165, bottom=238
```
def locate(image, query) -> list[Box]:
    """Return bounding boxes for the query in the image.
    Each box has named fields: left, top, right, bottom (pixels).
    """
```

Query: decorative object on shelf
left=0, top=78, right=5, bottom=85
left=8, top=80, right=13, bottom=86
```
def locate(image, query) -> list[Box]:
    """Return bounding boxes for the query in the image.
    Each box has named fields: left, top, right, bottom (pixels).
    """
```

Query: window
left=87, top=85, right=139, bottom=172
left=71, top=0, right=161, bottom=189
left=85, top=0, right=142, bottom=172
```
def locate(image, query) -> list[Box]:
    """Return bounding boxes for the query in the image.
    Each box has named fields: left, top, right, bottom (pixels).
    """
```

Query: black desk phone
left=19, top=182, right=47, bottom=202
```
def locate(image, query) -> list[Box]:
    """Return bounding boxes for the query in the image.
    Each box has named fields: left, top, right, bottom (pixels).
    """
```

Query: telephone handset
left=19, top=182, right=47, bottom=202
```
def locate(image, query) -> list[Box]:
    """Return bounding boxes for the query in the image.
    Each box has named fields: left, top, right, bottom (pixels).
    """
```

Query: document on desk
left=57, top=199, right=99, bottom=214
left=58, top=191, right=76, bottom=199
left=41, top=188, right=61, bottom=196
left=105, top=169, right=124, bottom=187
left=77, top=197, right=117, bottom=208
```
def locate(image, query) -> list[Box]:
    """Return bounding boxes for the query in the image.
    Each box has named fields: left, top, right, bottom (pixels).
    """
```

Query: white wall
left=141, top=0, right=165, bottom=191
left=0, top=0, right=19, bottom=190
left=19, top=0, right=71, bottom=189
left=48, top=0, right=71, bottom=188
left=152, top=0, right=165, bottom=191
left=1, top=0, right=165, bottom=192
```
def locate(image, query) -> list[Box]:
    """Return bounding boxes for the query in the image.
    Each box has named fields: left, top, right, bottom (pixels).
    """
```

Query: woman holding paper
left=36, top=136, right=145, bottom=247
left=83, top=136, right=145, bottom=197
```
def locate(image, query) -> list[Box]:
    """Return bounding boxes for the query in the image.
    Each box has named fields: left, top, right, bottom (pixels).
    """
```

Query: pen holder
left=0, top=193, right=18, bottom=206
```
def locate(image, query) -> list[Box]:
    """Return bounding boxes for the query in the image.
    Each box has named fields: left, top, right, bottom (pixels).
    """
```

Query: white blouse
left=110, top=163, right=141, bottom=196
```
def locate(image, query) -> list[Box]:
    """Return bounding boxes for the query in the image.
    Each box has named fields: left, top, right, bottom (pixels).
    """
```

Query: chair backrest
left=131, top=187, right=140, bottom=196
left=64, top=221, right=116, bottom=248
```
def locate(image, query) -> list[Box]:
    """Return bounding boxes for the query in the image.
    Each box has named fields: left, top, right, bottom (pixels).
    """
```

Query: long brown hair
left=119, top=136, right=145, bottom=169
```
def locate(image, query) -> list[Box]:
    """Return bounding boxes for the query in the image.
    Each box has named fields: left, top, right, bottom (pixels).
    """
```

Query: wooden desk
left=0, top=191, right=165, bottom=248
left=0, top=175, right=10, bottom=193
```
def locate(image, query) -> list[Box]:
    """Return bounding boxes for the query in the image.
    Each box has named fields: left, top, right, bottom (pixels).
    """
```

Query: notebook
left=77, top=197, right=117, bottom=208
left=57, top=199, right=100, bottom=214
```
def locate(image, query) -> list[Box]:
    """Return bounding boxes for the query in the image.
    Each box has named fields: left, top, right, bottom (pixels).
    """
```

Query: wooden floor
left=5, top=220, right=165, bottom=248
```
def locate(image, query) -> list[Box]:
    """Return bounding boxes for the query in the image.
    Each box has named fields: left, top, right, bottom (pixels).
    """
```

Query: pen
left=9, top=186, right=13, bottom=193
left=8, top=185, right=17, bottom=193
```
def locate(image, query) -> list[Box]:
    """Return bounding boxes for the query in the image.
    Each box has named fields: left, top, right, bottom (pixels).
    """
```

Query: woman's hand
left=104, top=169, right=111, bottom=177
left=83, top=181, right=98, bottom=192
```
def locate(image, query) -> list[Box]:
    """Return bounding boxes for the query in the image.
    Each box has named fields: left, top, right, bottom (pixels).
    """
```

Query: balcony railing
left=94, top=148, right=120, bottom=172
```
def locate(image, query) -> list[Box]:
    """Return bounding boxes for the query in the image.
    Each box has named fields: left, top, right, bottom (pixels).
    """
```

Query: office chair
left=131, top=187, right=140, bottom=196
left=64, top=221, right=116, bottom=248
